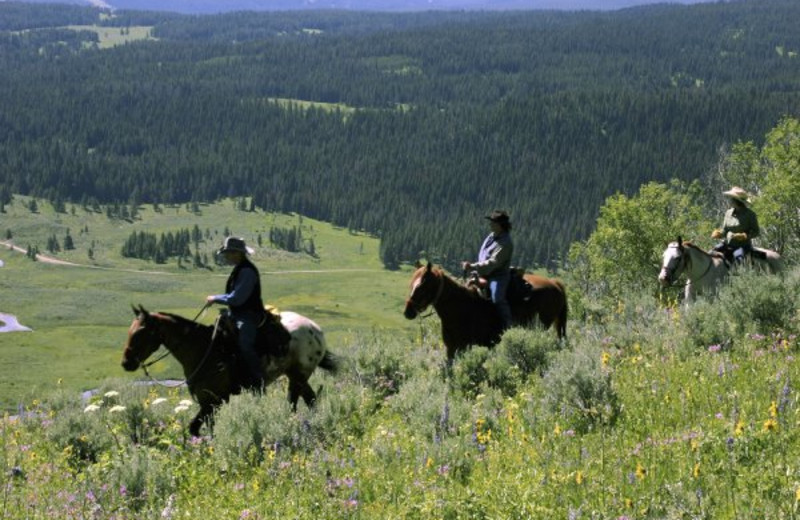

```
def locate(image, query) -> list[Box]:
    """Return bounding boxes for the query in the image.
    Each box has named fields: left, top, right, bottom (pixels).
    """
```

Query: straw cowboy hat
left=217, top=236, right=254, bottom=255
left=723, top=186, right=751, bottom=205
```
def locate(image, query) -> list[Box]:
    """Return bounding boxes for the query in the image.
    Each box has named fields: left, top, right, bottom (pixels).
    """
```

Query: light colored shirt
left=474, top=231, right=513, bottom=278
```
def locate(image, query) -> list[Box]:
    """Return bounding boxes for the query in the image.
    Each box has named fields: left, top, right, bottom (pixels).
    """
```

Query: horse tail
left=318, top=351, right=339, bottom=374
left=555, top=279, right=568, bottom=339
left=557, top=298, right=568, bottom=339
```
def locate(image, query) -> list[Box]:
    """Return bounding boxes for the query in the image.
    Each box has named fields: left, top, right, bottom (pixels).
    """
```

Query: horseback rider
left=462, top=210, right=514, bottom=330
left=206, top=236, right=265, bottom=390
left=711, top=186, right=760, bottom=264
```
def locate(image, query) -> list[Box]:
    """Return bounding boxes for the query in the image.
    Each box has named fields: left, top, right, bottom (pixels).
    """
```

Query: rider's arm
left=209, top=268, right=257, bottom=307
left=473, top=238, right=512, bottom=278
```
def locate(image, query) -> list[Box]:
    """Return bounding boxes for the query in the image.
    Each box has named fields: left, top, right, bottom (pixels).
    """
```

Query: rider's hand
left=711, top=228, right=723, bottom=239
left=462, top=261, right=471, bottom=271
left=206, top=295, right=216, bottom=304
left=732, top=232, right=747, bottom=242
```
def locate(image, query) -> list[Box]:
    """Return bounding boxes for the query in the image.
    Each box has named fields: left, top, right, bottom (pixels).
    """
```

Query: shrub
left=722, top=269, right=798, bottom=334
left=679, top=298, right=735, bottom=351
left=542, top=347, right=620, bottom=433
left=211, top=391, right=296, bottom=472
left=497, top=327, right=560, bottom=377
left=450, top=347, right=491, bottom=399
left=106, top=446, right=176, bottom=512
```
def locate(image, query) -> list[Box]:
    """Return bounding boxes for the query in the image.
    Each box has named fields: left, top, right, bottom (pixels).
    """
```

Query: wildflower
left=83, top=404, right=101, bottom=413
left=602, top=351, right=610, bottom=367
left=769, top=400, right=778, bottom=419
left=553, top=423, right=561, bottom=435
left=575, top=471, right=583, bottom=485
left=174, top=405, right=190, bottom=414
left=692, top=462, right=700, bottom=479
left=426, top=457, right=433, bottom=469
left=734, top=419, right=745, bottom=436
left=762, top=418, right=778, bottom=432
left=151, top=397, right=168, bottom=407
left=109, top=405, right=126, bottom=414
left=635, top=462, right=646, bottom=480
left=796, top=487, right=800, bottom=502
left=707, top=344, right=721, bottom=353
left=178, top=399, right=193, bottom=407
left=104, top=391, right=120, bottom=398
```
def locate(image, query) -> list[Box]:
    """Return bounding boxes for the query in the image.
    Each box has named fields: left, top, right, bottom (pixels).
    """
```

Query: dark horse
left=121, top=305, right=338, bottom=436
left=404, top=262, right=567, bottom=361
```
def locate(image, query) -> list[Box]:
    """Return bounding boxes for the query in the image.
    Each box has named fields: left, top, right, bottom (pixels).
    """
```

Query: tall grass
left=2, top=264, right=798, bottom=518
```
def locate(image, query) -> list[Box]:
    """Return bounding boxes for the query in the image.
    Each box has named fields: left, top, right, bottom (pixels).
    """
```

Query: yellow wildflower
left=769, top=401, right=778, bottom=419
left=763, top=418, right=778, bottom=432
left=553, top=423, right=561, bottom=435
left=575, top=471, right=583, bottom=485
left=692, top=462, right=700, bottom=479
left=601, top=351, right=610, bottom=367
left=734, top=419, right=746, bottom=436
left=635, top=462, right=646, bottom=480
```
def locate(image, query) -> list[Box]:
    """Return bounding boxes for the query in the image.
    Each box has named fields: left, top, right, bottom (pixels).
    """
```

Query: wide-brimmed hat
left=723, top=186, right=751, bottom=204
left=485, top=209, right=511, bottom=224
left=217, top=236, right=254, bottom=255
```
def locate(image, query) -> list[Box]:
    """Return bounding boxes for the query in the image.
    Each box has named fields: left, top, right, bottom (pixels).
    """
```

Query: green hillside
left=0, top=196, right=415, bottom=410
left=1, top=0, right=799, bottom=270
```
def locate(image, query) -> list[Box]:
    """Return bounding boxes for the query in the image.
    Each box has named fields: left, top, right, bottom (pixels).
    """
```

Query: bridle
left=407, top=269, right=445, bottom=318
left=660, top=243, right=686, bottom=286
left=128, top=310, right=219, bottom=388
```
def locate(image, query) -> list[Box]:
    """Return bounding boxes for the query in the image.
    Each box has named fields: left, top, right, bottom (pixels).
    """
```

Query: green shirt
left=722, top=206, right=760, bottom=247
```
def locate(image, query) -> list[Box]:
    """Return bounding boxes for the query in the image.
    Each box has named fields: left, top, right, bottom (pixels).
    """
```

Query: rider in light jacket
left=462, top=210, right=514, bottom=330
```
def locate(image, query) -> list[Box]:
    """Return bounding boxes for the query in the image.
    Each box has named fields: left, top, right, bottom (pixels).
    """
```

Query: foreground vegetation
left=2, top=265, right=798, bottom=518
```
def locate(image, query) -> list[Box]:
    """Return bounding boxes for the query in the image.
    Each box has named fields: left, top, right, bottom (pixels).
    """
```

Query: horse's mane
left=682, top=241, right=723, bottom=259
left=429, top=267, right=488, bottom=302
left=151, top=311, right=212, bottom=330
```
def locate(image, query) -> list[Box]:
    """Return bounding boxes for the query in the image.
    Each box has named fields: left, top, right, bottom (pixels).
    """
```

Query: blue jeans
left=233, top=311, right=264, bottom=388
left=489, top=275, right=512, bottom=330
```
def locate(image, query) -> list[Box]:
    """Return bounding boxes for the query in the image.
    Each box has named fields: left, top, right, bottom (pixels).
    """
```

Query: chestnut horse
left=121, top=305, right=338, bottom=436
left=404, top=263, right=567, bottom=361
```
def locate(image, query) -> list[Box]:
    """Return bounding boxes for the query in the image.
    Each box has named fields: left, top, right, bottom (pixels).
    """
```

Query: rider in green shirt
left=711, top=186, right=760, bottom=263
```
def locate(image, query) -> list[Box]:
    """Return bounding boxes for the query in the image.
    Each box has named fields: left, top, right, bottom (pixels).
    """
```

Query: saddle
left=713, top=245, right=767, bottom=267
left=465, top=267, right=536, bottom=305
left=215, top=306, right=291, bottom=359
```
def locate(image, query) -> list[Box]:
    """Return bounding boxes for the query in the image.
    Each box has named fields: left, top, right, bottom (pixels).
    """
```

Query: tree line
left=1, top=0, right=799, bottom=270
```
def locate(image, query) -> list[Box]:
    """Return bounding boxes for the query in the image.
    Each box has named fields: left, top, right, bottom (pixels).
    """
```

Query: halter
left=662, top=242, right=719, bottom=287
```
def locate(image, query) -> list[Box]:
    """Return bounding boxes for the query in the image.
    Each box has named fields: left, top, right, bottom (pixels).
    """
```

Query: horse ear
left=677, top=236, right=683, bottom=246
left=426, top=261, right=433, bottom=272
left=136, top=304, right=148, bottom=316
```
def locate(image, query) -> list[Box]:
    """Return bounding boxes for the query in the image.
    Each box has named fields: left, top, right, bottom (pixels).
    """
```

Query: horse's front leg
left=189, top=403, right=216, bottom=437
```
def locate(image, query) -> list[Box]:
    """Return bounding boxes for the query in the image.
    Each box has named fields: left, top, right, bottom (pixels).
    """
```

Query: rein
left=138, top=305, right=218, bottom=388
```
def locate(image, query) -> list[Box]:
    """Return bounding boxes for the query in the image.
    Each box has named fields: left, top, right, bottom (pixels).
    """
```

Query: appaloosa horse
left=404, top=262, right=567, bottom=362
left=658, top=237, right=782, bottom=301
left=121, top=305, right=338, bottom=436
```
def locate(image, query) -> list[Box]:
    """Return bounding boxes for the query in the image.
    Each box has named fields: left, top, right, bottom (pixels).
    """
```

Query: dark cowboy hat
left=217, top=236, right=254, bottom=255
left=485, top=210, right=511, bottom=225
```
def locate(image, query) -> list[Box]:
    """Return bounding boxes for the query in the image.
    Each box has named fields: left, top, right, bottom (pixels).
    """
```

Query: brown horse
left=404, top=263, right=567, bottom=361
left=121, top=305, right=338, bottom=436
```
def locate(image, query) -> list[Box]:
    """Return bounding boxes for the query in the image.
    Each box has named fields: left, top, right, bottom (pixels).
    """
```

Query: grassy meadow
left=2, top=195, right=800, bottom=519
left=0, top=196, right=413, bottom=411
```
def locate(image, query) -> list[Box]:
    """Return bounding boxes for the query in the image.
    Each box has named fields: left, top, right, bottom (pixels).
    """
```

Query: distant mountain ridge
left=11, top=0, right=718, bottom=14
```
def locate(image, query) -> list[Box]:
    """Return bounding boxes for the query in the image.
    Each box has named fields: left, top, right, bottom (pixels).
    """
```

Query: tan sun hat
left=723, top=186, right=751, bottom=204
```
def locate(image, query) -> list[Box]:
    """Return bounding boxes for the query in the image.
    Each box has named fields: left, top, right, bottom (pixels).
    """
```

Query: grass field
left=0, top=196, right=415, bottom=411
left=2, top=195, right=799, bottom=518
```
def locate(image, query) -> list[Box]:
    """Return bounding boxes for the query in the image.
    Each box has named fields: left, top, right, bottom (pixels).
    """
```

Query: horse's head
left=404, top=262, right=443, bottom=320
left=121, top=305, right=165, bottom=371
left=658, top=237, right=686, bottom=287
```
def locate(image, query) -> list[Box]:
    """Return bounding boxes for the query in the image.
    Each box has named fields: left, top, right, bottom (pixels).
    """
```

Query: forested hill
left=1, top=1, right=799, bottom=270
